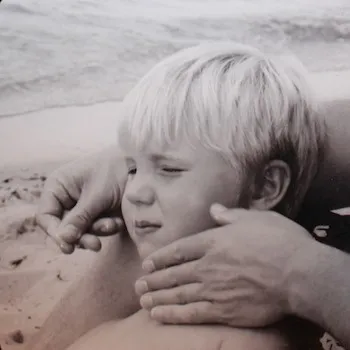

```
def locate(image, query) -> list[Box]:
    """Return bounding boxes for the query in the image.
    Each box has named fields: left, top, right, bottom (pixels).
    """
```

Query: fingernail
left=100, top=224, right=112, bottom=234
left=142, top=260, right=155, bottom=273
left=60, top=243, right=74, bottom=254
left=140, top=294, right=153, bottom=309
left=211, top=203, right=227, bottom=215
left=150, top=307, right=161, bottom=319
left=135, top=280, right=149, bottom=295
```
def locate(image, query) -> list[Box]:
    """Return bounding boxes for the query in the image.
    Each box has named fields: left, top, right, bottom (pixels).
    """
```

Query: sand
left=0, top=70, right=350, bottom=350
left=0, top=164, right=102, bottom=349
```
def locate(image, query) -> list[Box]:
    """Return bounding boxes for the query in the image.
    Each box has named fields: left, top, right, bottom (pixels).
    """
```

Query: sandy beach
left=1, top=70, right=350, bottom=350
left=0, top=101, right=122, bottom=348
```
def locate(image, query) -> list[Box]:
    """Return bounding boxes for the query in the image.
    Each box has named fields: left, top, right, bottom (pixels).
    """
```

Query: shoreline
left=0, top=101, right=121, bottom=170
left=0, top=65, right=347, bottom=121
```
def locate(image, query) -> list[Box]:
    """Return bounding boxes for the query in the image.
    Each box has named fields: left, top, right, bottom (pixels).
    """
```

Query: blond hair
left=117, top=42, right=326, bottom=217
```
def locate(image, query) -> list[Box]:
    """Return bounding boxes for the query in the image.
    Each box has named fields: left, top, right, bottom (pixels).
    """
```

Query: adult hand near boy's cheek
left=136, top=205, right=312, bottom=327
left=36, top=147, right=126, bottom=253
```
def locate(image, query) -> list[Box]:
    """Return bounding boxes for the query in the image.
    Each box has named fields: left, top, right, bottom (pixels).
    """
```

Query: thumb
left=210, top=204, right=247, bottom=226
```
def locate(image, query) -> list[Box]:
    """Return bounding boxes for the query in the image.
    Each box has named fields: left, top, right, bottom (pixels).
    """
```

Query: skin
left=137, top=207, right=350, bottom=350
left=31, top=137, right=299, bottom=350
left=26, top=234, right=142, bottom=350
left=121, top=140, right=246, bottom=260
left=36, top=145, right=125, bottom=254
left=131, top=99, right=350, bottom=349
left=62, top=138, right=303, bottom=350
left=33, top=99, right=350, bottom=349
left=66, top=310, right=296, bottom=350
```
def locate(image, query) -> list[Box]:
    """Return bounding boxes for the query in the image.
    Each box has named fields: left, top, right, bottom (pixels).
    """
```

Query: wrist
left=286, top=237, right=350, bottom=336
left=286, top=238, right=333, bottom=327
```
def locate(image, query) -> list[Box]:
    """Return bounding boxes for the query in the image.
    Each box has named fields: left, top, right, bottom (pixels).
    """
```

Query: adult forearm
left=288, top=240, right=350, bottom=349
left=27, top=235, right=141, bottom=350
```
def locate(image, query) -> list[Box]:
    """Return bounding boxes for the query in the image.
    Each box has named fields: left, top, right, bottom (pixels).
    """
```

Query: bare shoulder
left=65, top=319, right=122, bottom=350
left=66, top=310, right=296, bottom=350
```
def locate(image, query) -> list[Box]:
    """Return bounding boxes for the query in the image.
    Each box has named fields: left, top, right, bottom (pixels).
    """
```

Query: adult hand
left=135, top=205, right=312, bottom=327
left=36, top=147, right=127, bottom=254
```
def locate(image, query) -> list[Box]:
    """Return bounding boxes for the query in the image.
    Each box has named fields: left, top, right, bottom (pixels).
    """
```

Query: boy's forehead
left=124, top=148, right=194, bottom=163
left=122, top=140, right=216, bottom=162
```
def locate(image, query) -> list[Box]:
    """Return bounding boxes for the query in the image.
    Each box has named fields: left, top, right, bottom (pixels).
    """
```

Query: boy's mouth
left=134, top=220, right=162, bottom=236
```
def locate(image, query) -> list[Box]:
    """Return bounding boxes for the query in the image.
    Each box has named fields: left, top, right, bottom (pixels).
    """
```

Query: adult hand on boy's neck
left=136, top=206, right=309, bottom=327
left=136, top=206, right=350, bottom=349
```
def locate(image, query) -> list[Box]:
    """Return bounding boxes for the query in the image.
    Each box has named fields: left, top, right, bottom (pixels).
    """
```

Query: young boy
left=30, top=42, right=326, bottom=350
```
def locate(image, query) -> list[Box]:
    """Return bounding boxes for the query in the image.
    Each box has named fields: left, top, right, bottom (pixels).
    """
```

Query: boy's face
left=121, top=140, right=246, bottom=260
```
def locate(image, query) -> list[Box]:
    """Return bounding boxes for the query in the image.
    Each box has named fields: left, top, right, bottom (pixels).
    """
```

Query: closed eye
left=161, top=167, right=185, bottom=173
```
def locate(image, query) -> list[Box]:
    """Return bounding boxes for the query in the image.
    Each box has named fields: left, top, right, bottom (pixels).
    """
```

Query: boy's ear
left=249, top=160, right=291, bottom=211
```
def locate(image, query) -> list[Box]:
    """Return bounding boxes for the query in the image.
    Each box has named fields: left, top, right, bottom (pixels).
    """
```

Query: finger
left=135, top=261, right=198, bottom=295
left=57, top=201, right=95, bottom=243
left=78, top=234, right=102, bottom=252
left=210, top=204, right=248, bottom=226
left=36, top=175, right=80, bottom=253
left=140, top=283, right=203, bottom=310
left=56, top=187, right=114, bottom=244
left=37, top=213, right=75, bottom=254
left=150, top=302, right=214, bottom=325
left=91, top=217, right=125, bottom=236
left=142, top=237, right=208, bottom=273
left=36, top=180, right=76, bottom=236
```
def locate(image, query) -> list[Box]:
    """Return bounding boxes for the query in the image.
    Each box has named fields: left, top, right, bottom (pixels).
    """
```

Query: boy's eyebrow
left=124, top=155, right=183, bottom=162
left=150, top=153, right=187, bottom=163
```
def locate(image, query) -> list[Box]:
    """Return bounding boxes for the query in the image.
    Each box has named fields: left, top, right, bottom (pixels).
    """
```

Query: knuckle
left=172, top=246, right=185, bottom=264
left=195, top=260, right=211, bottom=282
left=192, top=260, right=202, bottom=276
left=46, top=173, right=67, bottom=194
left=188, top=306, right=200, bottom=322
left=204, top=301, right=214, bottom=314
left=176, top=288, right=187, bottom=304
left=168, top=274, right=179, bottom=287
left=196, top=283, right=206, bottom=298
left=148, top=273, right=164, bottom=290
left=165, top=310, right=177, bottom=324
left=74, top=208, right=91, bottom=224
left=201, top=302, right=215, bottom=322
left=213, top=304, right=227, bottom=324
left=46, top=186, right=71, bottom=210
left=167, top=267, right=180, bottom=286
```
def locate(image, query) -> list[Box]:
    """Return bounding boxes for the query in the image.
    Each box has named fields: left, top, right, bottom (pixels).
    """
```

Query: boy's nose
left=126, top=178, right=155, bottom=206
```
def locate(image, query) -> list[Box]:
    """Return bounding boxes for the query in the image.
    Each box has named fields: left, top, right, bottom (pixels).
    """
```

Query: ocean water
left=1, top=0, right=350, bottom=118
